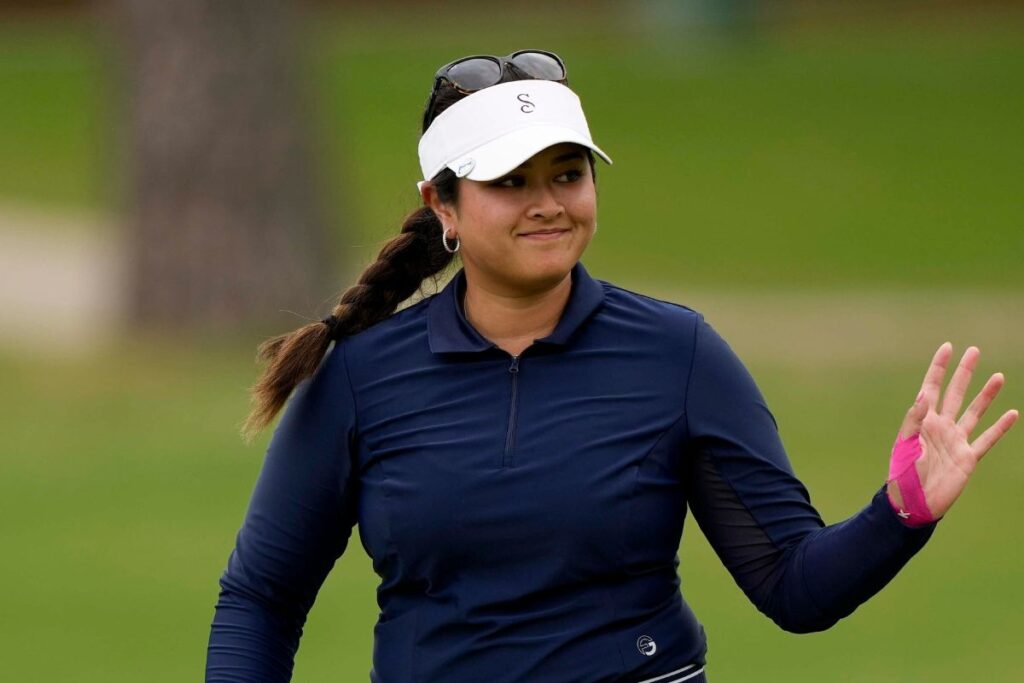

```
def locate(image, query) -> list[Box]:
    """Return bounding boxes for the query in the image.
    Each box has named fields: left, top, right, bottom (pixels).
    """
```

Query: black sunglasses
left=422, top=49, right=568, bottom=131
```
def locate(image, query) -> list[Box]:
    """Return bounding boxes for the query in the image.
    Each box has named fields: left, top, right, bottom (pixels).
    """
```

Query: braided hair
left=239, top=71, right=470, bottom=442
left=241, top=67, right=596, bottom=442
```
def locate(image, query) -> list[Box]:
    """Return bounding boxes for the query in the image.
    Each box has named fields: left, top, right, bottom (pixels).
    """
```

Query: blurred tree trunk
left=108, top=0, right=336, bottom=334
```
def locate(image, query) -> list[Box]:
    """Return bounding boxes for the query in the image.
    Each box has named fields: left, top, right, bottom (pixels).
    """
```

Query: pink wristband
left=887, top=432, right=936, bottom=526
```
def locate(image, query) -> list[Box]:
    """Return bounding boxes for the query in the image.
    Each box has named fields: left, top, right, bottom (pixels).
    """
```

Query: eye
left=491, top=175, right=524, bottom=188
left=490, top=168, right=584, bottom=188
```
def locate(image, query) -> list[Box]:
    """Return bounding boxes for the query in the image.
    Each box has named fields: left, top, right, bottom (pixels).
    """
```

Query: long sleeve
left=682, top=315, right=937, bottom=634
left=206, top=342, right=360, bottom=681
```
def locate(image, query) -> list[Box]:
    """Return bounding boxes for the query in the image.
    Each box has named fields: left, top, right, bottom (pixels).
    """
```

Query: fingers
left=920, top=342, right=953, bottom=410
left=941, top=346, right=980, bottom=419
left=971, top=409, right=1020, bottom=461
left=958, top=372, right=1005, bottom=435
left=899, top=342, right=953, bottom=439
left=898, top=390, right=929, bottom=439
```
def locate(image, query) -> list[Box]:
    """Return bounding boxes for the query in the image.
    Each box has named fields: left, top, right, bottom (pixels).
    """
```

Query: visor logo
left=455, top=158, right=476, bottom=177
left=636, top=635, right=657, bottom=657
left=517, top=93, right=535, bottom=113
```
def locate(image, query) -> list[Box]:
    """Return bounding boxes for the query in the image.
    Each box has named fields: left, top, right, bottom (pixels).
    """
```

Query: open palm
left=890, top=343, right=1019, bottom=520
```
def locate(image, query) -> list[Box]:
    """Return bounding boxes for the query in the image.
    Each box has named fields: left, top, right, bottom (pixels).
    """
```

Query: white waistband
left=634, top=663, right=705, bottom=683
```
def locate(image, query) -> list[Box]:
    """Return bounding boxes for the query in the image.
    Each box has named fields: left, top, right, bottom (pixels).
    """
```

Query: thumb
left=898, top=389, right=929, bottom=440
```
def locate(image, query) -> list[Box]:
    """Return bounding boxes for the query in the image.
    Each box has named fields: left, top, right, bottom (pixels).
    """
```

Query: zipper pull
left=509, top=355, right=520, bottom=373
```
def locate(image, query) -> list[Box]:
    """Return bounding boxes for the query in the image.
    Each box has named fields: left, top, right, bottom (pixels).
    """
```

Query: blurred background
left=1, top=0, right=1021, bottom=680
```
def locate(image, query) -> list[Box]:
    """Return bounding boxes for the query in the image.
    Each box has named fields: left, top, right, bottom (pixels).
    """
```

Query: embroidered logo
left=636, top=635, right=657, bottom=656
left=517, top=93, right=535, bottom=113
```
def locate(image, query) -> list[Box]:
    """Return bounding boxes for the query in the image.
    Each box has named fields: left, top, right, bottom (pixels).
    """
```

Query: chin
left=520, top=257, right=577, bottom=288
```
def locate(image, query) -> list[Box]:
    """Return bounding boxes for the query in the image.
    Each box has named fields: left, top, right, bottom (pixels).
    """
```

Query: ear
left=420, top=181, right=458, bottom=230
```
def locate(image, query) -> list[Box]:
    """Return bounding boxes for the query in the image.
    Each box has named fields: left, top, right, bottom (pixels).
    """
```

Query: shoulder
left=595, top=282, right=744, bottom=369
left=349, top=294, right=432, bottom=342
left=331, top=295, right=433, bottom=366
left=599, top=278, right=703, bottom=318
left=593, top=277, right=706, bottom=342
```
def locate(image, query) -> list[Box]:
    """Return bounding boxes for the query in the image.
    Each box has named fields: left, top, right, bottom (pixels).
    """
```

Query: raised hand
left=888, top=343, right=1019, bottom=522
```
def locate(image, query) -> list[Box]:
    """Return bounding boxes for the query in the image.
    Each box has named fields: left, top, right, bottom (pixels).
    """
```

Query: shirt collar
left=427, top=261, right=606, bottom=354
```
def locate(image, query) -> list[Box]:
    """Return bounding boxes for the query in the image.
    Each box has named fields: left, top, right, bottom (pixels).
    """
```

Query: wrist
left=887, top=432, right=937, bottom=527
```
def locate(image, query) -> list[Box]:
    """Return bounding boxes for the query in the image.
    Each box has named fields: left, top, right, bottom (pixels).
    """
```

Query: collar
left=427, top=261, right=606, bottom=354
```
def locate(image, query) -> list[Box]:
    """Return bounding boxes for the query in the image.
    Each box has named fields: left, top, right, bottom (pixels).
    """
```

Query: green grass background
left=1, top=4, right=1022, bottom=681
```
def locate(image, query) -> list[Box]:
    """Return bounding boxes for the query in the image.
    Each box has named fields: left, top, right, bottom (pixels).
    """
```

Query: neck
left=462, top=270, right=573, bottom=356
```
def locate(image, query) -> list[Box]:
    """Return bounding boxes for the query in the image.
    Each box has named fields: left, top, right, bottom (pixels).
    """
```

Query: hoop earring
left=442, top=226, right=461, bottom=254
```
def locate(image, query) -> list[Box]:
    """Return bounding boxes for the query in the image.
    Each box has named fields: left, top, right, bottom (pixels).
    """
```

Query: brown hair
left=241, top=66, right=596, bottom=442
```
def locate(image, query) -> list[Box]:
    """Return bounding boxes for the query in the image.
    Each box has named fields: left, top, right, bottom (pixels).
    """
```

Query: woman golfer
left=205, top=50, right=1019, bottom=682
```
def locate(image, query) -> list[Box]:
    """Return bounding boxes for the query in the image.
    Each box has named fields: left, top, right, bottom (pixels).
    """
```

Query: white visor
left=416, top=80, right=612, bottom=194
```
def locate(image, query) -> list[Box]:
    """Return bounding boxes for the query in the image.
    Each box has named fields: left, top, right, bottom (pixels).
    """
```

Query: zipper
left=502, top=354, right=520, bottom=467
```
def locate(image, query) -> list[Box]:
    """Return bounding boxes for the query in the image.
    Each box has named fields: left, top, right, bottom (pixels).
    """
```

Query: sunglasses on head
left=422, top=49, right=568, bottom=130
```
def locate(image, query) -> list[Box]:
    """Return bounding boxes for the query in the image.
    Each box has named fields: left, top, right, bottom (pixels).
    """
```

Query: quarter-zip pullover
left=206, top=262, right=938, bottom=683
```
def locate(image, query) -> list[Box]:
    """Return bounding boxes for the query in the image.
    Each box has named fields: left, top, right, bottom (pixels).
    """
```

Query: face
left=423, top=142, right=597, bottom=296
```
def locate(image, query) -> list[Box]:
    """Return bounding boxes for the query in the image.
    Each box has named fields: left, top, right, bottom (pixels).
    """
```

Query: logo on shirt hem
left=637, top=635, right=657, bottom=656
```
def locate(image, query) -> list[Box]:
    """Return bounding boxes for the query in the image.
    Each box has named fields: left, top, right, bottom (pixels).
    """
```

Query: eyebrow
left=513, top=151, right=585, bottom=170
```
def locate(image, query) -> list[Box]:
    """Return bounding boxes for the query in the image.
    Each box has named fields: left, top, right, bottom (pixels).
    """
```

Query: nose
left=527, top=183, right=565, bottom=222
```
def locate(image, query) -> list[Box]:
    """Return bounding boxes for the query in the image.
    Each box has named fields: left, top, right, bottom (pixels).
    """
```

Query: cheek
left=456, top=211, right=515, bottom=261
left=569, top=205, right=597, bottom=232
left=567, top=181, right=597, bottom=219
left=462, top=203, right=517, bottom=240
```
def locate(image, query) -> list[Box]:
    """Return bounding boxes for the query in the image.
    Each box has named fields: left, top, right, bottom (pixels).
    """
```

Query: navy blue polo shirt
left=206, top=262, right=937, bottom=683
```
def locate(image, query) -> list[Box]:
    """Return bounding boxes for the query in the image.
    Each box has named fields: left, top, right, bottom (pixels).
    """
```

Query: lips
left=520, top=228, right=570, bottom=236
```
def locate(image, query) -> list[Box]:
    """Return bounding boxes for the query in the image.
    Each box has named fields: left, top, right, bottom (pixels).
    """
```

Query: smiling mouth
left=520, top=228, right=570, bottom=236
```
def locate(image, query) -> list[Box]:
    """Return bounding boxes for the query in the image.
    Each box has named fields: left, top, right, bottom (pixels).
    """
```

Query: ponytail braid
left=241, top=66, right=585, bottom=443
left=241, top=169, right=459, bottom=442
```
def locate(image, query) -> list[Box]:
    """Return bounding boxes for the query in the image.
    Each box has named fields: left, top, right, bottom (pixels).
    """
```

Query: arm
left=682, top=315, right=936, bottom=634
left=206, top=342, right=359, bottom=681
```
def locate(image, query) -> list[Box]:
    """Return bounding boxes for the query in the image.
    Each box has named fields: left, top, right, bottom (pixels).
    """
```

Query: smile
left=519, top=229, right=570, bottom=241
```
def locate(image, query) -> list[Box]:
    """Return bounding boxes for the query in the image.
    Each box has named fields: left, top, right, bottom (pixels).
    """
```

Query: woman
left=206, top=50, right=1018, bottom=682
